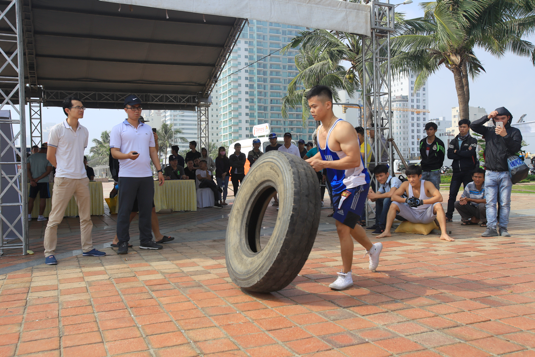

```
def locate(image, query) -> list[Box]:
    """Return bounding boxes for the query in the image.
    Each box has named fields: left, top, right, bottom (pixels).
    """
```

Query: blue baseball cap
left=124, top=94, right=142, bottom=107
left=298, top=139, right=305, bottom=144
left=268, top=133, right=277, bottom=139
left=252, top=138, right=261, bottom=144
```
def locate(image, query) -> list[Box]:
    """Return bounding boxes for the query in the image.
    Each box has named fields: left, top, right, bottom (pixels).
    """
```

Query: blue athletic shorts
left=332, top=183, right=369, bottom=229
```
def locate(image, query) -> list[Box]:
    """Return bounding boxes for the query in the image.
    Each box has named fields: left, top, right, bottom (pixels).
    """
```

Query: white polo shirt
left=48, top=120, right=88, bottom=179
left=110, top=119, right=155, bottom=178
left=278, top=143, right=300, bottom=157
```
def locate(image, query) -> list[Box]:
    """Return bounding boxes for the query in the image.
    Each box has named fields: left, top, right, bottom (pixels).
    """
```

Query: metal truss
left=29, top=97, right=41, bottom=146
left=197, top=98, right=210, bottom=150
left=42, top=90, right=199, bottom=110
left=0, top=0, right=28, bottom=256
left=362, top=0, right=395, bottom=225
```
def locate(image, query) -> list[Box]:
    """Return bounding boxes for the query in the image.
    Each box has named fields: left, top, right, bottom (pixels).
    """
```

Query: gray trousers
left=454, top=201, right=486, bottom=223
left=117, top=177, right=154, bottom=245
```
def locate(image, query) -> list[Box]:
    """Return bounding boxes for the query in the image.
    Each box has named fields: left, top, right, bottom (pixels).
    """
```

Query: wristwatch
left=157, top=169, right=163, bottom=173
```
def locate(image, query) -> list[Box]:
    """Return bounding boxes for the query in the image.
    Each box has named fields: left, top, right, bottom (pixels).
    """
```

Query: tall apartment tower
left=215, top=21, right=315, bottom=147
left=391, top=72, right=429, bottom=159
left=161, top=110, right=198, bottom=146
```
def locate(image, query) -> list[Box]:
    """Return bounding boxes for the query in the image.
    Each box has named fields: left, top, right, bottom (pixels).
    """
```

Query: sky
left=16, top=0, right=535, bottom=154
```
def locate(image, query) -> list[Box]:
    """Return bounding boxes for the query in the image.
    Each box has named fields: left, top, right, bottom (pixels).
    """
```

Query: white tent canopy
left=101, top=0, right=372, bottom=37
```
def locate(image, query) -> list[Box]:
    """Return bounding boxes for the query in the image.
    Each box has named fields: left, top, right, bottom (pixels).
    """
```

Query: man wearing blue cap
left=110, top=94, right=165, bottom=254
left=265, top=133, right=281, bottom=152
left=471, top=107, right=523, bottom=237
left=298, top=139, right=308, bottom=158
left=248, top=138, right=263, bottom=167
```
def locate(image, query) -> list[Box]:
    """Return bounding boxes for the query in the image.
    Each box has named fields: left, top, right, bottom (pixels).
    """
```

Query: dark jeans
left=447, top=171, right=472, bottom=219
left=199, top=178, right=221, bottom=203
left=231, top=173, right=245, bottom=196
left=375, top=198, right=392, bottom=227
left=454, top=201, right=486, bottom=223
left=117, top=177, right=154, bottom=245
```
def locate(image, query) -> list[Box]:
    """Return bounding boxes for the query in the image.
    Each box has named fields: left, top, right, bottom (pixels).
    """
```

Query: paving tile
left=196, top=338, right=240, bottom=354
left=285, top=336, right=331, bottom=355
left=63, top=343, right=107, bottom=357
left=387, top=322, right=430, bottom=336
left=341, top=342, right=391, bottom=357
left=246, top=345, right=293, bottom=357
left=410, top=331, right=457, bottom=347
left=436, top=343, right=490, bottom=357
left=374, top=337, right=425, bottom=354
left=443, top=326, right=491, bottom=341
left=470, top=336, right=525, bottom=355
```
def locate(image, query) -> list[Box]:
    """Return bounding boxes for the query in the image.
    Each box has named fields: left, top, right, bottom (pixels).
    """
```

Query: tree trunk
left=451, top=66, right=469, bottom=120
left=461, top=61, right=470, bottom=105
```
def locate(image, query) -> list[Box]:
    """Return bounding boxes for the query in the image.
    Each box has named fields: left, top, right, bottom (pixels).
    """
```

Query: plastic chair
left=196, top=177, right=215, bottom=208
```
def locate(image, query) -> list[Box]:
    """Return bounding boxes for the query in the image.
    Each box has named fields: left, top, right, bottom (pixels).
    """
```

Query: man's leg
left=39, top=198, right=47, bottom=216
left=497, top=172, right=512, bottom=231
left=376, top=203, right=401, bottom=238
left=151, top=207, right=164, bottom=241
left=117, top=178, right=140, bottom=244
left=431, top=171, right=441, bottom=191
left=454, top=201, right=473, bottom=222
left=378, top=198, right=392, bottom=228
left=374, top=198, right=383, bottom=226
left=44, top=178, right=76, bottom=257
left=28, top=197, right=35, bottom=215
left=113, top=212, right=137, bottom=245
left=335, top=222, right=356, bottom=273
left=231, top=175, right=239, bottom=196
left=478, top=203, right=486, bottom=225
left=432, top=204, right=454, bottom=241
left=73, top=178, right=94, bottom=253
left=202, top=180, right=221, bottom=203
left=138, top=177, right=155, bottom=246
left=484, top=172, right=498, bottom=231
left=447, top=172, right=463, bottom=219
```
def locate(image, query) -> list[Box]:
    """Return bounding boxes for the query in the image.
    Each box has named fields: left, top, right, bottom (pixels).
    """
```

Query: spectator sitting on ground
left=248, top=138, right=263, bottom=167
left=200, top=147, right=216, bottom=172
left=84, top=156, right=95, bottom=181
left=367, top=164, right=402, bottom=234
left=455, top=168, right=487, bottom=227
left=278, top=132, right=300, bottom=157
left=163, top=155, right=187, bottom=180
left=376, top=164, right=454, bottom=242
left=186, top=141, right=201, bottom=169
left=171, top=145, right=185, bottom=168
left=197, top=159, right=223, bottom=208
left=298, top=139, right=308, bottom=158
left=28, top=143, right=53, bottom=221
left=184, top=159, right=196, bottom=180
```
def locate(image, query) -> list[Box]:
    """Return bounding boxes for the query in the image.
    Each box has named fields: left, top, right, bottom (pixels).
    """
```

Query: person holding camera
left=470, top=107, right=523, bottom=237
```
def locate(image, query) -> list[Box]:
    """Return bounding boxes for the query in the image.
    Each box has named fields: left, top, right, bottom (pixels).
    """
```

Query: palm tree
left=281, top=30, right=364, bottom=125
left=392, top=0, right=535, bottom=119
left=158, top=123, right=187, bottom=164
left=89, top=130, right=110, bottom=165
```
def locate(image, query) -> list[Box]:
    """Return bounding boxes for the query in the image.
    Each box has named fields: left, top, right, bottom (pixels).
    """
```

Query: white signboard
left=253, top=123, right=271, bottom=137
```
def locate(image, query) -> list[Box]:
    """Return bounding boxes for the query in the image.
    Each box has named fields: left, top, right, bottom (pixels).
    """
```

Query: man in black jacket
left=446, top=119, right=478, bottom=221
left=229, top=143, right=246, bottom=196
left=419, top=122, right=445, bottom=190
left=470, top=107, right=522, bottom=237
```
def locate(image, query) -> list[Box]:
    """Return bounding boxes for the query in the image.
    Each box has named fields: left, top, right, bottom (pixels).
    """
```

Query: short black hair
left=305, top=85, right=333, bottom=102
left=189, top=141, right=197, bottom=147
left=405, top=164, right=422, bottom=176
left=201, top=147, right=207, bottom=153
left=62, top=96, right=82, bottom=117
left=84, top=156, right=88, bottom=161
left=186, top=159, right=194, bottom=163
left=234, top=143, right=241, bottom=148
left=355, top=126, right=364, bottom=135
left=424, top=122, right=438, bottom=131
left=458, top=119, right=471, bottom=126
left=199, top=159, right=207, bottom=164
left=31, top=145, right=38, bottom=149
left=171, top=145, right=179, bottom=152
left=472, top=167, right=485, bottom=176
left=373, top=164, right=389, bottom=175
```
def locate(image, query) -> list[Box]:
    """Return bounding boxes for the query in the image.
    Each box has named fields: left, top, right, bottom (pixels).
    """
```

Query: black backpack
left=109, top=150, right=120, bottom=182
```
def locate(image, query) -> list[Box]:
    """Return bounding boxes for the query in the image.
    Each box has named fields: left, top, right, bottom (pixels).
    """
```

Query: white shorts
left=392, top=202, right=440, bottom=224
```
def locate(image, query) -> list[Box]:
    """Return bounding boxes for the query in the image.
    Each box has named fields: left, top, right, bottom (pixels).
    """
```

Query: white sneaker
left=329, top=271, right=353, bottom=290
left=321, top=201, right=324, bottom=207
left=28, top=214, right=32, bottom=220
left=365, top=242, right=383, bottom=272
left=37, top=215, right=47, bottom=222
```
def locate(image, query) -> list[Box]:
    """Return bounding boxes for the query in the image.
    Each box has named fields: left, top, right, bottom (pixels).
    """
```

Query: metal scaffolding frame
left=197, top=97, right=211, bottom=150
left=29, top=97, right=41, bottom=146
left=0, top=0, right=28, bottom=256
left=362, top=0, right=395, bottom=225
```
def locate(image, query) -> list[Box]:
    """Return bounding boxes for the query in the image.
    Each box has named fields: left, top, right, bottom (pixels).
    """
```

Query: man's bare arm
left=47, top=146, right=57, bottom=167
left=423, top=181, right=443, bottom=204
left=391, top=182, right=409, bottom=203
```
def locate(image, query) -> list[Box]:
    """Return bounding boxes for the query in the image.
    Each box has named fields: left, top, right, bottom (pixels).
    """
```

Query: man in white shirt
left=44, top=96, right=106, bottom=265
left=278, top=132, right=300, bottom=157
left=367, top=165, right=402, bottom=234
left=110, top=95, right=165, bottom=254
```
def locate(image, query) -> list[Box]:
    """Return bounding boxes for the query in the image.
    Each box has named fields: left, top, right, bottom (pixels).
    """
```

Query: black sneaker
left=139, top=241, right=163, bottom=250
left=367, top=224, right=379, bottom=230
left=117, top=241, right=128, bottom=255
left=372, top=227, right=384, bottom=234
left=214, top=203, right=223, bottom=209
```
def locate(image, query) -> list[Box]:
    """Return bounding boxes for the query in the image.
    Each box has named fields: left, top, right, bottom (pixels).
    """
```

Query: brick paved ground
left=1, top=191, right=534, bottom=356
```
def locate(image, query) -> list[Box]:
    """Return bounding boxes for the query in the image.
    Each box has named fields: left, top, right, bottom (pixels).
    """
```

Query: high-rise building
left=332, top=90, right=363, bottom=128
left=215, top=21, right=315, bottom=147
left=161, top=110, right=198, bottom=146
left=429, top=116, right=453, bottom=146
left=143, top=110, right=163, bottom=130
left=391, top=72, right=429, bottom=159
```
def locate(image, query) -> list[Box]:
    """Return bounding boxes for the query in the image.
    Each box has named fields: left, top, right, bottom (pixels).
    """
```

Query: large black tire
left=225, top=151, right=321, bottom=293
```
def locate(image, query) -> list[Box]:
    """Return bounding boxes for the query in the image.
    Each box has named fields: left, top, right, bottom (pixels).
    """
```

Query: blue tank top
left=317, top=119, right=369, bottom=195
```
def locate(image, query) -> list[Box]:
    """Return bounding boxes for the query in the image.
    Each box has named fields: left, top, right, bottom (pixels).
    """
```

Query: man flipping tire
left=306, top=85, right=383, bottom=290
